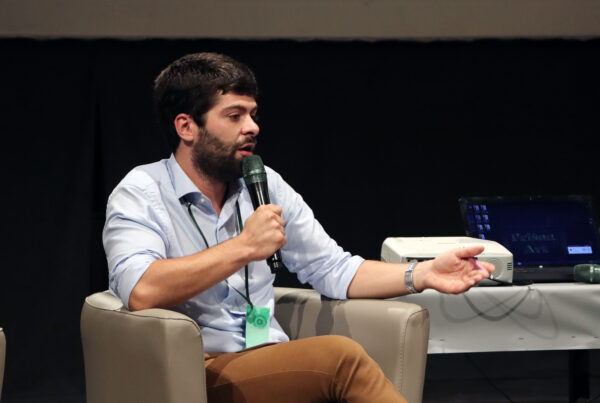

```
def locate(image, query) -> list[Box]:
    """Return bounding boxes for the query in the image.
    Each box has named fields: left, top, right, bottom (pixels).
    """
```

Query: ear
left=174, top=113, right=196, bottom=143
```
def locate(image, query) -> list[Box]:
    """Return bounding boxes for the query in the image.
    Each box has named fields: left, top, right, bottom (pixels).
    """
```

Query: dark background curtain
left=1, top=37, right=599, bottom=400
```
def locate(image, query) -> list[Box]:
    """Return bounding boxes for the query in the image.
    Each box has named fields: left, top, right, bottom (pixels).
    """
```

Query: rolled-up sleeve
left=267, top=168, right=364, bottom=300
left=103, top=172, right=170, bottom=308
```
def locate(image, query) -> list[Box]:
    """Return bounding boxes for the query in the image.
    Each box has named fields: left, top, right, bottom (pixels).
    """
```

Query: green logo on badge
left=246, top=305, right=269, bottom=328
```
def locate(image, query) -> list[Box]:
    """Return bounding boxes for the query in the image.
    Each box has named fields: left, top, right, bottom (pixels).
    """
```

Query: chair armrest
left=81, top=291, right=207, bottom=403
left=274, top=287, right=430, bottom=403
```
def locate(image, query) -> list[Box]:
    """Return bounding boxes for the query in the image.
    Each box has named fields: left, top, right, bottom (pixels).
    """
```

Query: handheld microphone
left=574, top=264, right=600, bottom=283
left=242, top=155, right=286, bottom=274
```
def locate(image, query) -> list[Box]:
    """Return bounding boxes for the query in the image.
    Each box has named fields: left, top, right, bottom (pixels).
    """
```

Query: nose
left=243, top=115, right=260, bottom=136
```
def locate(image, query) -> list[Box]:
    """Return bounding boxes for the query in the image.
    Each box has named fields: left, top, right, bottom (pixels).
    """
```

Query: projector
left=381, top=236, right=513, bottom=285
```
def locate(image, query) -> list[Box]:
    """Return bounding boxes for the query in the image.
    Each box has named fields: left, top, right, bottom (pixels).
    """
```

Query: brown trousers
left=204, top=335, right=407, bottom=403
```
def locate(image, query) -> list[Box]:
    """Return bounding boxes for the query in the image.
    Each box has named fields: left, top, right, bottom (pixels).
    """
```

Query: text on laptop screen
left=460, top=197, right=600, bottom=267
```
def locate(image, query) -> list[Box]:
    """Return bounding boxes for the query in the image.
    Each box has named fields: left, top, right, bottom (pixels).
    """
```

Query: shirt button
left=200, top=198, right=206, bottom=204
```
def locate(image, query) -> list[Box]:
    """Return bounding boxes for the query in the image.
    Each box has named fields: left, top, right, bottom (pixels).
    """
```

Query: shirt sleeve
left=267, top=168, right=364, bottom=300
left=103, top=172, right=171, bottom=309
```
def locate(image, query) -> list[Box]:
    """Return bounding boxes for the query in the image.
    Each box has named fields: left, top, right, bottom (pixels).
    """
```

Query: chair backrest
left=81, top=291, right=207, bottom=403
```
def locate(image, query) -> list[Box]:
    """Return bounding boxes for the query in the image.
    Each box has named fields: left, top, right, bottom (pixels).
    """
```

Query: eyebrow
left=221, top=104, right=258, bottom=114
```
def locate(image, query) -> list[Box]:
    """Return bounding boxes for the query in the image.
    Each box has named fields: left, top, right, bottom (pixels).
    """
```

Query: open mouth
left=238, top=142, right=256, bottom=153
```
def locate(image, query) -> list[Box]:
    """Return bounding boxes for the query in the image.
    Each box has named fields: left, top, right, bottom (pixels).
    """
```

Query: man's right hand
left=238, top=204, right=287, bottom=262
left=129, top=204, right=287, bottom=311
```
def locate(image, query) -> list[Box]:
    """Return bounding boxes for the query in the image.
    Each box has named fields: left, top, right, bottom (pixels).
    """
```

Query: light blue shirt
left=103, top=155, right=364, bottom=353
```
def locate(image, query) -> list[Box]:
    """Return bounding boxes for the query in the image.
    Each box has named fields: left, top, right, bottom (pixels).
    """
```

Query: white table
left=396, top=283, right=600, bottom=402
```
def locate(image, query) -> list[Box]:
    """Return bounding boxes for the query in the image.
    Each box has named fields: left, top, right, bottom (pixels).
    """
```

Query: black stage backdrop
left=1, top=38, right=599, bottom=399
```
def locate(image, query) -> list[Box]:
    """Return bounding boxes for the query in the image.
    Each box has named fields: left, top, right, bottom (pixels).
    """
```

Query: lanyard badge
left=245, top=304, right=270, bottom=348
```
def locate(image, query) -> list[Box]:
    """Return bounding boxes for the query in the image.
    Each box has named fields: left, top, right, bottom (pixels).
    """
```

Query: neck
left=174, top=148, right=228, bottom=215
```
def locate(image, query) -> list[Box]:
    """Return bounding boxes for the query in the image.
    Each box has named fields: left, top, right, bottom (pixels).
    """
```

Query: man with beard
left=103, top=52, right=494, bottom=402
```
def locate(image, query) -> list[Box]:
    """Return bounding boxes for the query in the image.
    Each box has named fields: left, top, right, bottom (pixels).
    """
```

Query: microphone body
left=242, top=155, right=286, bottom=274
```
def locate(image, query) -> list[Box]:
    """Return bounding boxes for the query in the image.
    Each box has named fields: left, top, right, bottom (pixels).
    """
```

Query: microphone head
left=242, top=155, right=267, bottom=185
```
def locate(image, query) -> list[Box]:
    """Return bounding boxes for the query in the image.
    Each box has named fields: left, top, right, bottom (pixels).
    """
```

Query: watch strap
left=404, top=262, right=420, bottom=294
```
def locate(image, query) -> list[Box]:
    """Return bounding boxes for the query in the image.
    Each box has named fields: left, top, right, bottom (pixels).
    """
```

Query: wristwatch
left=404, top=262, right=421, bottom=294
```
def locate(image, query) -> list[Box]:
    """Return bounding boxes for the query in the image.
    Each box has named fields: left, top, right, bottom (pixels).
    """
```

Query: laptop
left=458, top=195, right=600, bottom=283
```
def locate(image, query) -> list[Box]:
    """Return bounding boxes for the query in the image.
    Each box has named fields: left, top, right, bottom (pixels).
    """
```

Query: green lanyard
left=184, top=200, right=253, bottom=308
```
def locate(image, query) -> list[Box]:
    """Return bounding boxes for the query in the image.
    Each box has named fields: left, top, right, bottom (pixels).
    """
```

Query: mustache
left=237, top=138, right=257, bottom=148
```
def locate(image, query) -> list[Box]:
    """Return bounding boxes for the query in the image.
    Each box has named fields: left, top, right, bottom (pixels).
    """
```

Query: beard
left=191, top=127, right=253, bottom=183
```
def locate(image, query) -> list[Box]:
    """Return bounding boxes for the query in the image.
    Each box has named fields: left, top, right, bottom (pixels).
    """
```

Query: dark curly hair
left=154, top=52, right=258, bottom=151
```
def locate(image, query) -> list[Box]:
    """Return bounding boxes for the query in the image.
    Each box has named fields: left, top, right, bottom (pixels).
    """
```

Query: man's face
left=192, top=93, right=259, bottom=183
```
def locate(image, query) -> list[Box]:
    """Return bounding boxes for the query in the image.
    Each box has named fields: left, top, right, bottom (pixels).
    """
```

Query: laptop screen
left=458, top=195, right=600, bottom=268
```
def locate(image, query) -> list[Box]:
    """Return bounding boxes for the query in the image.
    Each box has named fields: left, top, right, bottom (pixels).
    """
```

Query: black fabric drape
left=1, top=37, right=599, bottom=400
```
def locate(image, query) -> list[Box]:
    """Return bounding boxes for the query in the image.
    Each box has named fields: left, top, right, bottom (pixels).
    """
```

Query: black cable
left=486, top=275, right=534, bottom=286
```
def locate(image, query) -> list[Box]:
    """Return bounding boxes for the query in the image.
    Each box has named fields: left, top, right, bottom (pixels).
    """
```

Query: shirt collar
left=166, top=154, right=246, bottom=202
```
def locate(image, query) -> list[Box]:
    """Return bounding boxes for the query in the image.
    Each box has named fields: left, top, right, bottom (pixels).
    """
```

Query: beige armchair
left=81, top=287, right=429, bottom=403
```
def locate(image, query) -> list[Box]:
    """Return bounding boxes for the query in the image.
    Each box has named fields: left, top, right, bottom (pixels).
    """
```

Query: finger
left=255, top=204, right=281, bottom=215
left=263, top=212, right=285, bottom=230
left=467, top=257, right=487, bottom=272
left=479, top=261, right=496, bottom=273
left=255, top=205, right=284, bottom=225
left=264, top=204, right=282, bottom=216
left=473, top=272, right=490, bottom=283
left=274, top=215, right=285, bottom=227
left=453, top=245, right=485, bottom=258
left=466, top=258, right=495, bottom=274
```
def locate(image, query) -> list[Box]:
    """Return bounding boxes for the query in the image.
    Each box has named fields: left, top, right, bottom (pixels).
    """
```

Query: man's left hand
left=414, top=245, right=495, bottom=294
